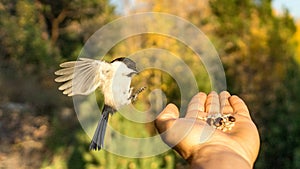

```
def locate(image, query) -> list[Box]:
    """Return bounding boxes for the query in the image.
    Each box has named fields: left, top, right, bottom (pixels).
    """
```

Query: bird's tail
left=89, top=105, right=115, bottom=151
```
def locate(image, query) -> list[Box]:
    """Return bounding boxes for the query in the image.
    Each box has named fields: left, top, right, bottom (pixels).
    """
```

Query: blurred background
left=0, top=0, right=300, bottom=168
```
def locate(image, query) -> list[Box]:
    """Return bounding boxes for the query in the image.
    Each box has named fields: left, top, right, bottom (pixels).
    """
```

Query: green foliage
left=38, top=0, right=116, bottom=60
left=0, top=0, right=55, bottom=73
left=1, top=0, right=300, bottom=168
left=208, top=0, right=300, bottom=168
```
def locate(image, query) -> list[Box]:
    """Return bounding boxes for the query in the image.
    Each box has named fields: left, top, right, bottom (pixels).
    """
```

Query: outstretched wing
left=54, top=58, right=112, bottom=96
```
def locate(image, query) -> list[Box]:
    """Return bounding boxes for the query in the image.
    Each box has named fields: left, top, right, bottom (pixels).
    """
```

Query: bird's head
left=111, top=57, right=138, bottom=77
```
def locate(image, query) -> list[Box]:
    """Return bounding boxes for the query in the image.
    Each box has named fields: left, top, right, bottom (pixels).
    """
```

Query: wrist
left=187, top=145, right=252, bottom=169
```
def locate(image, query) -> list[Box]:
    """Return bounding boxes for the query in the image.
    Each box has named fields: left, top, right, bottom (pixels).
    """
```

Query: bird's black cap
left=111, top=57, right=138, bottom=72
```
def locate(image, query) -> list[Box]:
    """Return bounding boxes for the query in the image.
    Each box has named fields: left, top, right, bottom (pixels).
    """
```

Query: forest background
left=1, top=0, right=300, bottom=169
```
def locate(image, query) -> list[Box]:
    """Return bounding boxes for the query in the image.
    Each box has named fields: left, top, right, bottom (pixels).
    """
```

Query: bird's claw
left=130, top=86, right=147, bottom=102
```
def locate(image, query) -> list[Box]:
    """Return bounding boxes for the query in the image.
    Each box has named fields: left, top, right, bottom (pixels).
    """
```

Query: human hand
left=155, top=91, right=260, bottom=168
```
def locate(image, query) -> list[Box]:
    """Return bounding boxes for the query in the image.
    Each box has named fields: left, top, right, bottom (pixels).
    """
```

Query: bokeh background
left=1, top=0, right=300, bottom=169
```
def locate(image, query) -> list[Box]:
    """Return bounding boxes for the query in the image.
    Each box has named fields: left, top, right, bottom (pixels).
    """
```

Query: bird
left=54, top=57, right=146, bottom=150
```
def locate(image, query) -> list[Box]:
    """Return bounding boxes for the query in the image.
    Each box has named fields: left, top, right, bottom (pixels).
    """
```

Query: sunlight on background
left=272, top=0, right=300, bottom=19
left=1, top=0, right=300, bottom=169
left=110, top=0, right=300, bottom=19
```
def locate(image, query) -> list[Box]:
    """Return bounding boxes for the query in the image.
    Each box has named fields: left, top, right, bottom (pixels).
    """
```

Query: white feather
left=55, top=58, right=137, bottom=109
left=55, top=58, right=112, bottom=96
left=102, top=61, right=135, bottom=108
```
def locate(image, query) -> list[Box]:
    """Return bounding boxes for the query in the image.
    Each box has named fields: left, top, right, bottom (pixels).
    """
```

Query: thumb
left=155, top=103, right=179, bottom=133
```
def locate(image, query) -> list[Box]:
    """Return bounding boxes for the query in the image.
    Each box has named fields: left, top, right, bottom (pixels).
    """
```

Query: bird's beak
left=133, top=67, right=139, bottom=74
left=133, top=71, right=139, bottom=76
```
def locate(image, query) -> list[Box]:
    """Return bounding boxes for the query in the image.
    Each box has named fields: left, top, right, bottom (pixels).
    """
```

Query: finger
left=219, top=91, right=233, bottom=114
left=155, top=103, right=179, bottom=133
left=185, top=92, right=207, bottom=118
left=229, top=95, right=250, bottom=118
left=205, top=91, right=220, bottom=113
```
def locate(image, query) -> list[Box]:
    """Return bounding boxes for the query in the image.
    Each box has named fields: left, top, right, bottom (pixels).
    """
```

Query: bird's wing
left=55, top=58, right=112, bottom=96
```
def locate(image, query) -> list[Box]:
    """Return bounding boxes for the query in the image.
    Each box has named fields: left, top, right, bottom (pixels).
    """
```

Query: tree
left=294, top=21, right=300, bottom=63
left=38, top=0, right=116, bottom=59
left=209, top=0, right=299, bottom=168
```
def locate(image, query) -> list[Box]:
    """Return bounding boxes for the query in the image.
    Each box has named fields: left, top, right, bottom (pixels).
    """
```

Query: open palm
left=155, top=91, right=260, bottom=168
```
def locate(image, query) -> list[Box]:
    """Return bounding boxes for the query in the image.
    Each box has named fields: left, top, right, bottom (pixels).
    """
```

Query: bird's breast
left=103, top=75, right=132, bottom=109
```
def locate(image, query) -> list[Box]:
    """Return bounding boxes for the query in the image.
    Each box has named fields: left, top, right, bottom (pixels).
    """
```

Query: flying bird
left=54, top=57, right=145, bottom=150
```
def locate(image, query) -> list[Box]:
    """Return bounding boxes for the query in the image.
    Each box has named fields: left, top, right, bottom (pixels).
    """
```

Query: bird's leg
left=129, top=86, right=147, bottom=102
